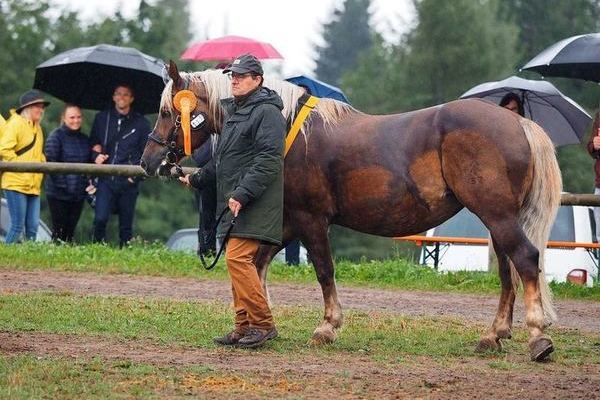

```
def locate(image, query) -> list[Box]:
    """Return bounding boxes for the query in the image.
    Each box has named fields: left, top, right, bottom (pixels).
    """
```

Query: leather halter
left=147, top=114, right=186, bottom=176
left=147, top=78, right=206, bottom=177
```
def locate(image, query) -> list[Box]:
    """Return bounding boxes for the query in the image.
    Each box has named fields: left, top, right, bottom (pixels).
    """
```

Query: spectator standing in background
left=44, top=104, right=91, bottom=242
left=587, top=111, right=600, bottom=239
left=89, top=84, right=150, bottom=247
left=0, top=90, right=49, bottom=243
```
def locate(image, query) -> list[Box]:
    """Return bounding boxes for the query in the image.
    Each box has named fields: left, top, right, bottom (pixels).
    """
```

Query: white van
left=420, top=205, right=599, bottom=286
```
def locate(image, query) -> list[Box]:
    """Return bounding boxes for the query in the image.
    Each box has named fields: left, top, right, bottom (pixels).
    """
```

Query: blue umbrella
left=285, top=75, right=350, bottom=103
left=461, top=75, right=591, bottom=146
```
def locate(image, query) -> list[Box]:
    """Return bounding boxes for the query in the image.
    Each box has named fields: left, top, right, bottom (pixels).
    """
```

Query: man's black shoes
left=214, top=327, right=278, bottom=349
left=213, top=330, right=245, bottom=346
left=236, top=327, right=278, bottom=349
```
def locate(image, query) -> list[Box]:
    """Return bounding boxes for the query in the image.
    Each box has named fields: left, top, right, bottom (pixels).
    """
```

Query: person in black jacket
left=89, top=84, right=150, bottom=246
left=44, top=104, right=91, bottom=242
left=180, top=54, right=285, bottom=348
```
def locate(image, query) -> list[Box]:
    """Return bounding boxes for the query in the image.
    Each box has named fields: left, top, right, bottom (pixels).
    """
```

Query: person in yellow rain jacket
left=0, top=90, right=49, bottom=243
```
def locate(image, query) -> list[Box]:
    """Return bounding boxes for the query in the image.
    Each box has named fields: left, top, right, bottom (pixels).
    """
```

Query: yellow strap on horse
left=173, top=90, right=198, bottom=156
left=284, top=95, right=319, bottom=157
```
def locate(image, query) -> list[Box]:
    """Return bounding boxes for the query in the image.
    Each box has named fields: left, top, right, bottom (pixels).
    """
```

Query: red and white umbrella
left=181, top=35, right=283, bottom=61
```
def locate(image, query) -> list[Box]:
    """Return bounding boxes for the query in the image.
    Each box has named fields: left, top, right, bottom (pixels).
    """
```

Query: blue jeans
left=92, top=178, right=139, bottom=246
left=4, top=190, right=40, bottom=243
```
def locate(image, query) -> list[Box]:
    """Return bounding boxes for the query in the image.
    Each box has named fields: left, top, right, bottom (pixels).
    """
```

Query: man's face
left=230, top=72, right=262, bottom=97
left=113, top=86, right=134, bottom=111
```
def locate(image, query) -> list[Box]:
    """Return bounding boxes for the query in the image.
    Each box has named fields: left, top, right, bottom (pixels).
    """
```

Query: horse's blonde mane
left=159, top=69, right=358, bottom=135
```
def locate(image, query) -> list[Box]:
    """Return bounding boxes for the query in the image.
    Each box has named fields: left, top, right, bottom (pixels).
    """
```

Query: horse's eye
left=161, top=110, right=171, bottom=118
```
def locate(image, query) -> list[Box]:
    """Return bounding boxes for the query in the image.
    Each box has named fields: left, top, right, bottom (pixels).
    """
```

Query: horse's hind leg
left=254, top=243, right=284, bottom=304
left=475, top=238, right=515, bottom=353
left=485, top=219, right=553, bottom=361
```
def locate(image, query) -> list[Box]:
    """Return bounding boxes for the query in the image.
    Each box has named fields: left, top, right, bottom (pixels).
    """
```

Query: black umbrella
left=461, top=76, right=592, bottom=146
left=521, top=33, right=600, bottom=82
left=34, top=44, right=165, bottom=114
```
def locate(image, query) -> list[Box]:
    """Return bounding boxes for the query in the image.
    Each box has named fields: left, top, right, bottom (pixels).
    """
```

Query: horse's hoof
left=310, top=327, right=336, bottom=345
left=529, top=336, right=554, bottom=362
left=475, top=337, right=502, bottom=353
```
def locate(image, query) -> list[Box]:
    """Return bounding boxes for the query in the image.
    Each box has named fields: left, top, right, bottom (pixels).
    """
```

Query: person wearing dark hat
left=180, top=53, right=286, bottom=348
left=0, top=89, right=49, bottom=243
left=89, top=84, right=151, bottom=247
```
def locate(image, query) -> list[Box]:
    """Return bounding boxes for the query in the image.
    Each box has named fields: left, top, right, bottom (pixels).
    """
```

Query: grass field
left=0, top=241, right=598, bottom=299
left=1, top=292, right=598, bottom=399
left=1, top=242, right=599, bottom=398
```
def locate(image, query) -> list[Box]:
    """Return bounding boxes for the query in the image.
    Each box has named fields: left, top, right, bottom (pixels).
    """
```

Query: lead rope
left=168, top=165, right=234, bottom=270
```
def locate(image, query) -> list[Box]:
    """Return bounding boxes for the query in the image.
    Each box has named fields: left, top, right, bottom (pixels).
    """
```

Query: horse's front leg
left=297, top=218, right=342, bottom=344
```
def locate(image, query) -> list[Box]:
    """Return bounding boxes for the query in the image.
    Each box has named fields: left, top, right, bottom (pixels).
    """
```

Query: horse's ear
left=167, top=59, right=183, bottom=88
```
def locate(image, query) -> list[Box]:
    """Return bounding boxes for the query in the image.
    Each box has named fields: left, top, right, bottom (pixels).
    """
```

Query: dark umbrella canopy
left=521, top=33, right=600, bottom=82
left=34, top=44, right=165, bottom=114
left=461, top=76, right=591, bottom=146
left=285, top=75, right=350, bottom=103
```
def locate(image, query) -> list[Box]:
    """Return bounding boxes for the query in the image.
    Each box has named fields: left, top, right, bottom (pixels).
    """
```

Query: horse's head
left=141, top=60, right=221, bottom=177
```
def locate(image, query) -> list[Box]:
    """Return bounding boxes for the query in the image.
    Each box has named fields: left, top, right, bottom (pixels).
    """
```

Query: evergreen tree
left=127, top=0, right=192, bottom=62
left=315, top=0, right=374, bottom=85
left=0, top=0, right=52, bottom=113
left=401, top=0, right=518, bottom=109
left=342, top=35, right=407, bottom=114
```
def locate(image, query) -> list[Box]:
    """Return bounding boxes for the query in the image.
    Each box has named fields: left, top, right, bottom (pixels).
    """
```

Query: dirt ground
left=1, top=269, right=599, bottom=399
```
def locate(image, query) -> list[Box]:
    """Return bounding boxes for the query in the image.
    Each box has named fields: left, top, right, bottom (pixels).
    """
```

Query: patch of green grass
left=0, top=355, right=306, bottom=399
left=0, top=241, right=599, bottom=299
left=0, top=292, right=598, bottom=365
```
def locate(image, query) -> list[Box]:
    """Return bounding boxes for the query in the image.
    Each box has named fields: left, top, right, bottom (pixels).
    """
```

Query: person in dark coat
left=90, top=84, right=150, bottom=247
left=44, top=104, right=91, bottom=242
left=180, top=54, right=285, bottom=348
left=587, top=111, right=600, bottom=239
left=191, top=137, right=217, bottom=256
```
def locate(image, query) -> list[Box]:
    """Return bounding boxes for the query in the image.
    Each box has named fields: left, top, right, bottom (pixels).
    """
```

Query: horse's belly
left=332, top=155, right=462, bottom=236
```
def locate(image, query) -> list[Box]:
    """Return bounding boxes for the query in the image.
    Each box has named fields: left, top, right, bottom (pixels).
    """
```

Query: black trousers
left=47, top=197, right=84, bottom=242
left=195, top=181, right=217, bottom=254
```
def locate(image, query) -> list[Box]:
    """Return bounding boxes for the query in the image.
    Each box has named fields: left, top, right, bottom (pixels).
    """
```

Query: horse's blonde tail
left=517, top=118, right=562, bottom=324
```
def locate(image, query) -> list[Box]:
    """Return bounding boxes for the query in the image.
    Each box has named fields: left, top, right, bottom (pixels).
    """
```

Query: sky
left=50, top=0, right=414, bottom=77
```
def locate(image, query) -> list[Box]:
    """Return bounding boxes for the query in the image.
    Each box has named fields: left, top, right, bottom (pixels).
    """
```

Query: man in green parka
left=180, top=54, right=285, bottom=348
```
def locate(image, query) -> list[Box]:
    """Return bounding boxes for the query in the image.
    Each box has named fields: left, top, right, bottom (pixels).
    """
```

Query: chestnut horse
left=141, top=62, right=562, bottom=361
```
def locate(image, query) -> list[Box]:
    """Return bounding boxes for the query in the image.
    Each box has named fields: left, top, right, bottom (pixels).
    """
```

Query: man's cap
left=222, top=53, right=264, bottom=75
left=16, top=89, right=50, bottom=114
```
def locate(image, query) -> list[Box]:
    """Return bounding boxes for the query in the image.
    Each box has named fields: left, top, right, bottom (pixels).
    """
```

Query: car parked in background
left=166, top=228, right=308, bottom=264
left=420, top=205, right=598, bottom=286
left=0, top=197, right=52, bottom=242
